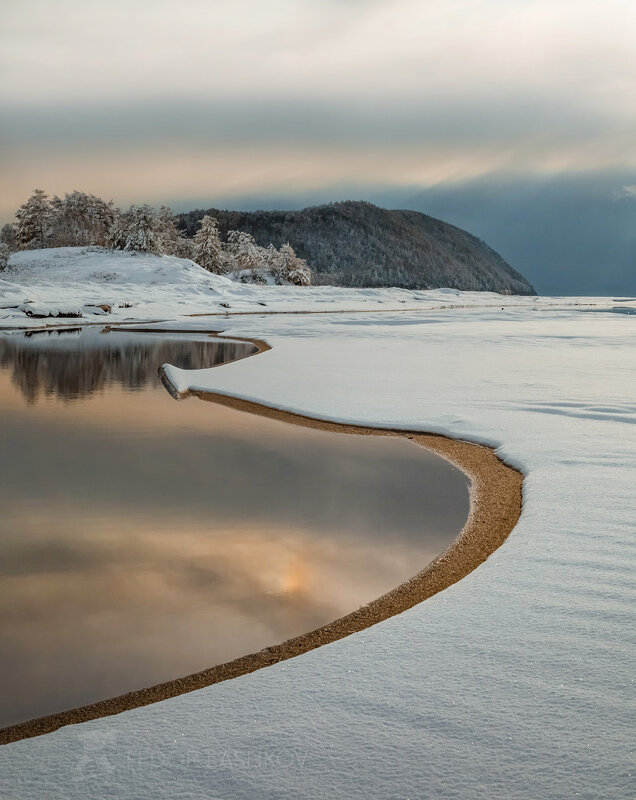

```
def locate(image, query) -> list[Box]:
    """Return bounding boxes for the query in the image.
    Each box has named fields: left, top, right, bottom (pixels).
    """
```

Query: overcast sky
left=2, top=0, right=635, bottom=293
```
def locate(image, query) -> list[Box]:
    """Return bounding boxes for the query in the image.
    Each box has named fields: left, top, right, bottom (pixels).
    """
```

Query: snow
left=0, top=247, right=606, bottom=330
left=0, top=249, right=634, bottom=799
left=0, top=247, right=233, bottom=325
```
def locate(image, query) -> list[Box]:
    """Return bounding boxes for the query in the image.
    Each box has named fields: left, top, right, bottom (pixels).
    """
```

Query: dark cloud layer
left=1, top=96, right=614, bottom=152
left=406, top=172, right=636, bottom=296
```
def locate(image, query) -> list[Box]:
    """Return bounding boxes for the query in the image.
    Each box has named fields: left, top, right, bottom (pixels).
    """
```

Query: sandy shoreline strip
left=0, top=361, right=522, bottom=747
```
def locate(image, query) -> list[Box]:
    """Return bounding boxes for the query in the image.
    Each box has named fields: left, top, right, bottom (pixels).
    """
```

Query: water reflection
left=0, top=328, right=469, bottom=727
left=0, top=327, right=256, bottom=402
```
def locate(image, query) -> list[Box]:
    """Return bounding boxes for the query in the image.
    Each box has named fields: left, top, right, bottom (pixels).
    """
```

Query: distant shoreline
left=0, top=340, right=522, bottom=747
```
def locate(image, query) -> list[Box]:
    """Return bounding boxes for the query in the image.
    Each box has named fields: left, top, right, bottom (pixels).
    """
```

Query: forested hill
left=177, top=201, right=536, bottom=294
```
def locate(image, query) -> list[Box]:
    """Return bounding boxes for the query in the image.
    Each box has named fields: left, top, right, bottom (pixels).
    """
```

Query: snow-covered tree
left=0, top=223, right=17, bottom=252
left=174, top=236, right=194, bottom=260
left=263, top=243, right=281, bottom=270
left=108, top=205, right=160, bottom=253
left=224, top=229, right=268, bottom=272
left=274, top=242, right=312, bottom=285
left=0, top=243, right=9, bottom=271
left=49, top=191, right=115, bottom=246
left=124, top=206, right=160, bottom=253
left=107, top=210, right=130, bottom=250
left=155, top=206, right=181, bottom=256
left=15, top=190, right=53, bottom=250
left=90, top=195, right=116, bottom=246
left=220, top=234, right=311, bottom=285
left=193, top=215, right=226, bottom=273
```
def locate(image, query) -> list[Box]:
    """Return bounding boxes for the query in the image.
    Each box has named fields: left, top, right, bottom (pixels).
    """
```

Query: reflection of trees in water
left=0, top=332, right=255, bottom=403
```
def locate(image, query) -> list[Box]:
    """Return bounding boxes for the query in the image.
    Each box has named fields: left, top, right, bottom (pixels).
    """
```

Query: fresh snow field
left=0, top=247, right=602, bottom=325
left=0, top=249, right=634, bottom=799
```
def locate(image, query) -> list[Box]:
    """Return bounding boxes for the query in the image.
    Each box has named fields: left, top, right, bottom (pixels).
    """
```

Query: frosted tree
left=224, top=229, right=268, bottom=273
left=108, top=205, right=161, bottom=253
left=0, top=243, right=9, bottom=271
left=263, top=243, right=281, bottom=271
left=193, top=215, right=226, bottom=273
left=0, top=223, right=17, bottom=252
left=71, top=191, right=114, bottom=245
left=49, top=194, right=64, bottom=244
left=50, top=191, right=115, bottom=246
left=91, top=195, right=116, bottom=246
left=15, top=190, right=53, bottom=250
left=174, top=236, right=194, bottom=259
left=274, top=243, right=311, bottom=285
left=155, top=206, right=181, bottom=256
left=107, top=210, right=131, bottom=250
left=124, top=206, right=160, bottom=253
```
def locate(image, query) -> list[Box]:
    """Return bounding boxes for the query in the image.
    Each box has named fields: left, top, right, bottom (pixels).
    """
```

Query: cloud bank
left=2, top=0, right=635, bottom=292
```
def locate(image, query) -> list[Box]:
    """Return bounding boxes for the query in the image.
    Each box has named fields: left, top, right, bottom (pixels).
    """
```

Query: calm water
left=0, top=327, right=469, bottom=727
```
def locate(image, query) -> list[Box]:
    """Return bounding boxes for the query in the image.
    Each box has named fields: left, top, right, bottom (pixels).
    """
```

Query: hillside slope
left=178, top=201, right=536, bottom=294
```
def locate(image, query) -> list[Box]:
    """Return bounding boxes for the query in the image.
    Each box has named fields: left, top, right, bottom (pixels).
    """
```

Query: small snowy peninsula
left=0, top=245, right=634, bottom=800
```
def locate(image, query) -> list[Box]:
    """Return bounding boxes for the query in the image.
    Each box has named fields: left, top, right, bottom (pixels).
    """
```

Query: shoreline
left=0, top=353, right=522, bottom=748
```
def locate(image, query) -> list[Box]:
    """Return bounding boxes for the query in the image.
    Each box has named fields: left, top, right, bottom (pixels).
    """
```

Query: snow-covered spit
left=0, top=249, right=634, bottom=799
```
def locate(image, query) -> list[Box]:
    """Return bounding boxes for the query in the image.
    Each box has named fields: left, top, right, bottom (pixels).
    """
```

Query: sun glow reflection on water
left=0, top=328, right=469, bottom=727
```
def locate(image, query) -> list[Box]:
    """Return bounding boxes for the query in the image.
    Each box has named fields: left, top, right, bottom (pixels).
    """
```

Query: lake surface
left=0, top=327, right=469, bottom=728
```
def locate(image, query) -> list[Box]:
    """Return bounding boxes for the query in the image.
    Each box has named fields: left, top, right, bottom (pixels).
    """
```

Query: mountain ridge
left=177, top=201, right=536, bottom=295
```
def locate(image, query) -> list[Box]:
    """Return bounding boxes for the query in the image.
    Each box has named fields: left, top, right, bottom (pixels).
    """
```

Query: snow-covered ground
left=0, top=249, right=634, bottom=799
left=0, top=247, right=614, bottom=327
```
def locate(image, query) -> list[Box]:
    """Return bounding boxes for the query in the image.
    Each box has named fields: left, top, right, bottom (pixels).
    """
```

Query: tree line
left=0, top=190, right=311, bottom=286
